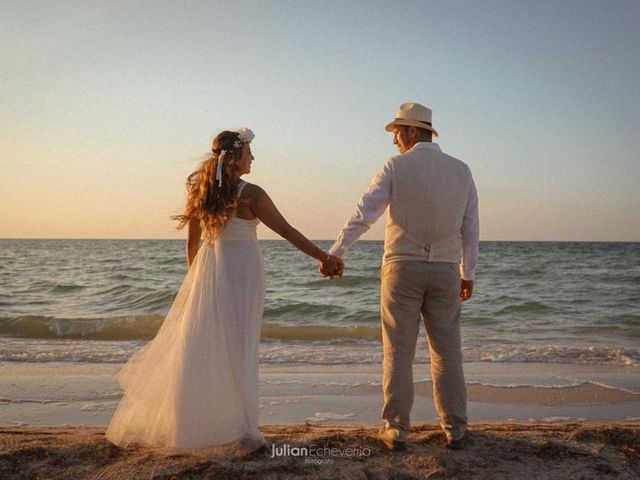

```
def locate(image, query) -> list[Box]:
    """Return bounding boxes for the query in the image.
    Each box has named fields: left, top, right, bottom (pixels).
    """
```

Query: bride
left=106, top=128, right=343, bottom=452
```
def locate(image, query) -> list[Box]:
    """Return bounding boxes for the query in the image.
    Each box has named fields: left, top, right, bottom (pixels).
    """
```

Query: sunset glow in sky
left=2, top=1, right=639, bottom=241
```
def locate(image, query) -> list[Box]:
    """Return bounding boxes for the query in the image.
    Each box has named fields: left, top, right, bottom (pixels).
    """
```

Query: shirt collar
left=411, top=142, right=441, bottom=151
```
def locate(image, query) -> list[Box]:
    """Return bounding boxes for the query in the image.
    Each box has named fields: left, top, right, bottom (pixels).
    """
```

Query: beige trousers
left=380, top=261, right=467, bottom=441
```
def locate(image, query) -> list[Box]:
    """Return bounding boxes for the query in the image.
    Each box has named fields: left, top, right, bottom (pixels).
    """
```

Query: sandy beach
left=1, top=422, right=639, bottom=479
left=2, top=361, right=640, bottom=478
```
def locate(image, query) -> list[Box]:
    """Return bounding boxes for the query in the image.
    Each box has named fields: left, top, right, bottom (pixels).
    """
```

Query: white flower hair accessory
left=236, top=127, right=255, bottom=146
left=216, top=128, right=255, bottom=187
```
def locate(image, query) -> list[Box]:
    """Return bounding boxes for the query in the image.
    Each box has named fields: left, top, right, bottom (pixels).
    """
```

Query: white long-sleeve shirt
left=329, top=142, right=479, bottom=280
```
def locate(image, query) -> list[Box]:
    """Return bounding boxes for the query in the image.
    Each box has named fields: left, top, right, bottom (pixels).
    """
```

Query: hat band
left=396, top=118, right=432, bottom=126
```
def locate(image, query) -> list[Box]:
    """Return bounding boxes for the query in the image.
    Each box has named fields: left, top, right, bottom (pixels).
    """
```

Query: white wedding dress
left=106, top=181, right=265, bottom=452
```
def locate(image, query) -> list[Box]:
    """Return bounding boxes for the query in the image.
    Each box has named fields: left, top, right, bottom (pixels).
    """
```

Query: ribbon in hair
left=215, top=151, right=226, bottom=187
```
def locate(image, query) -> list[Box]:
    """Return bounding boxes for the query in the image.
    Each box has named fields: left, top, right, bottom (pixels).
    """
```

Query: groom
left=323, top=102, right=479, bottom=450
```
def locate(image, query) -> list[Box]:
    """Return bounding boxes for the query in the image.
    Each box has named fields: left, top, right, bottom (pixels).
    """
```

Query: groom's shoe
left=446, top=430, right=471, bottom=450
left=378, top=426, right=406, bottom=451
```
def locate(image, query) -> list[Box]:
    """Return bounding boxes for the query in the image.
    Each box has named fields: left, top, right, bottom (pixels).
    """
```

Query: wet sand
left=3, top=362, right=640, bottom=428
left=1, top=423, right=639, bottom=479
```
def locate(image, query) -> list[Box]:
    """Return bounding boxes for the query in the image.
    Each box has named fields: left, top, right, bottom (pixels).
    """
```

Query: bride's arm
left=187, top=217, right=202, bottom=266
left=251, top=186, right=343, bottom=275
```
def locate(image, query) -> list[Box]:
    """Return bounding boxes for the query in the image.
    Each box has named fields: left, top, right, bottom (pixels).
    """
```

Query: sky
left=2, top=0, right=639, bottom=241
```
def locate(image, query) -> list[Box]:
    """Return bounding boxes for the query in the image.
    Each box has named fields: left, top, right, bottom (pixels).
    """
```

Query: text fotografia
left=271, top=443, right=371, bottom=464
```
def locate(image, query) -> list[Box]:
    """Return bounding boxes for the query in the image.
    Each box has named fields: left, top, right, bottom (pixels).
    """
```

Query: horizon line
left=1, top=238, right=638, bottom=243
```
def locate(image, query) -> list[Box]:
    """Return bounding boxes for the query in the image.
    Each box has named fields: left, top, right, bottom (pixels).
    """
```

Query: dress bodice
left=211, top=181, right=260, bottom=242
left=217, top=217, right=259, bottom=241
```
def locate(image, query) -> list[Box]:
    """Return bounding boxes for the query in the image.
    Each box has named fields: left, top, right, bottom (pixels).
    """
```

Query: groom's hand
left=460, top=279, right=474, bottom=301
left=319, top=255, right=344, bottom=279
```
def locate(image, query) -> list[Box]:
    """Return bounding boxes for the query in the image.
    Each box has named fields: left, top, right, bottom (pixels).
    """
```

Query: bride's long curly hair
left=173, top=130, right=245, bottom=239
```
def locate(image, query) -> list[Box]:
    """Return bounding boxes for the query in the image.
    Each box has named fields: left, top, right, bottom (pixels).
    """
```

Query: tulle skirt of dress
left=106, top=224, right=265, bottom=454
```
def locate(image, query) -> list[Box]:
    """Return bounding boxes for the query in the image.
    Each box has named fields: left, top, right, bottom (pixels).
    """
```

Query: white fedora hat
left=385, top=102, right=438, bottom=136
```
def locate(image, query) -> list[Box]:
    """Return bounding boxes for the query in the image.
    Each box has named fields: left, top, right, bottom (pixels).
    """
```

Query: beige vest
left=384, top=144, right=473, bottom=264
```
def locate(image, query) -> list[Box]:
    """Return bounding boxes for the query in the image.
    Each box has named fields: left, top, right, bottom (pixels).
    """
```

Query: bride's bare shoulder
left=241, top=183, right=267, bottom=198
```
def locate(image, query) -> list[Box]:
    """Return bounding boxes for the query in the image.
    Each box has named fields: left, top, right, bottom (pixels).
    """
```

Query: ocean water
left=0, top=240, right=638, bottom=367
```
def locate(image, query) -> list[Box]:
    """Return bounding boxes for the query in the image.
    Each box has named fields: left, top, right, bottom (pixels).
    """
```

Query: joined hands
left=319, top=255, right=344, bottom=279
